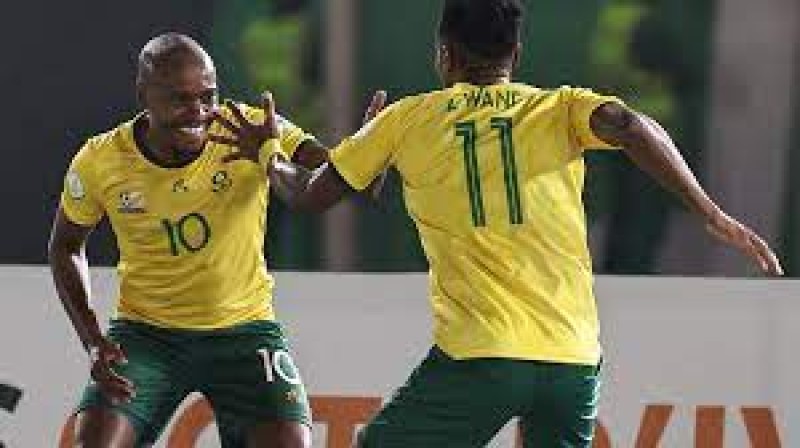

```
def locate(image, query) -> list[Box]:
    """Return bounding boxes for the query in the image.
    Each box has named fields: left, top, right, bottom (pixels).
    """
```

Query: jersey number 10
left=161, top=213, right=211, bottom=256
left=455, top=118, right=523, bottom=227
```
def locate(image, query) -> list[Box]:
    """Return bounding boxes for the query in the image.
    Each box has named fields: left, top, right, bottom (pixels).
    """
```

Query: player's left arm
left=590, top=102, right=783, bottom=276
left=268, top=155, right=354, bottom=212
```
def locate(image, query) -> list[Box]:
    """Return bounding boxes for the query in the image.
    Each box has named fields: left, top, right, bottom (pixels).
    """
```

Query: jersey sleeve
left=567, top=87, right=626, bottom=151
left=329, top=100, right=407, bottom=191
left=60, top=142, right=105, bottom=227
left=240, top=103, right=316, bottom=159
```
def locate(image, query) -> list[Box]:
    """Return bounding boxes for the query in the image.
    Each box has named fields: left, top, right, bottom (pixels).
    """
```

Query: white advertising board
left=0, top=267, right=797, bottom=447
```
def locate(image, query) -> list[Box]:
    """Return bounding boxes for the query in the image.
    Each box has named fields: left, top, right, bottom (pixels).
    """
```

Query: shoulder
left=553, top=85, right=619, bottom=103
left=73, top=118, right=135, bottom=166
left=373, top=90, right=435, bottom=122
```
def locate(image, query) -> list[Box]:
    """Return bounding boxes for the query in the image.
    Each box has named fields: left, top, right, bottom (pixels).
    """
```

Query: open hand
left=705, top=211, right=783, bottom=276
left=89, top=338, right=135, bottom=404
left=209, top=92, right=279, bottom=164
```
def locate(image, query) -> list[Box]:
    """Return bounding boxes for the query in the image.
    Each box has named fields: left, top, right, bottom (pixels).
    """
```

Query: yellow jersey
left=331, top=83, right=622, bottom=364
left=60, top=105, right=313, bottom=329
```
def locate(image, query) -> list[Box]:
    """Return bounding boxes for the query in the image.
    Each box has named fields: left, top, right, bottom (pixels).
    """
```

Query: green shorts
left=77, top=319, right=310, bottom=446
left=359, top=346, right=601, bottom=448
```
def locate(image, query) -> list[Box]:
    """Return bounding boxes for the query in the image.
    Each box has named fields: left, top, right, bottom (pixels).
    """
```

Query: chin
left=171, top=133, right=208, bottom=153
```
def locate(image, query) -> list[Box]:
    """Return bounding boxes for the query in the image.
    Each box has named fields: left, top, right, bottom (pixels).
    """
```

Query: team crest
left=118, top=191, right=147, bottom=213
left=211, top=170, right=232, bottom=193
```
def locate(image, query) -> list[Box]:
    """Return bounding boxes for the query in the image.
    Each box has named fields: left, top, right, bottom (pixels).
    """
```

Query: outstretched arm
left=268, top=155, right=354, bottom=212
left=590, top=102, right=783, bottom=276
left=266, top=91, right=391, bottom=212
left=211, top=91, right=388, bottom=207
left=286, top=91, right=389, bottom=203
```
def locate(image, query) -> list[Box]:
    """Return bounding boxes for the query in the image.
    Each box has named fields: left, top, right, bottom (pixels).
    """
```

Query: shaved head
left=136, top=33, right=215, bottom=86
left=135, top=33, right=219, bottom=157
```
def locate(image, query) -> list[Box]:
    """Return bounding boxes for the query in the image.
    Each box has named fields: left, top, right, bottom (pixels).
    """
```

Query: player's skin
left=232, top=38, right=783, bottom=277
left=47, top=39, right=335, bottom=448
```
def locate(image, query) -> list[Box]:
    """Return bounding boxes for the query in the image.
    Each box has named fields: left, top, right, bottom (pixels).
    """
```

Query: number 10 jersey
left=60, top=105, right=313, bottom=329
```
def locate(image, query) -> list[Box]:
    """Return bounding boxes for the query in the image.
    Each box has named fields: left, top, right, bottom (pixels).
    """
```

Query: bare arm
left=590, top=102, right=783, bottom=275
left=270, top=90, right=388, bottom=210
left=212, top=91, right=388, bottom=204
left=48, top=207, right=134, bottom=401
left=268, top=156, right=354, bottom=212
left=286, top=91, right=389, bottom=201
left=47, top=207, right=104, bottom=351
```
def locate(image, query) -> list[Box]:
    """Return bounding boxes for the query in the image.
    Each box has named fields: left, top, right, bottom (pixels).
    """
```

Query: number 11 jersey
left=330, top=83, right=623, bottom=364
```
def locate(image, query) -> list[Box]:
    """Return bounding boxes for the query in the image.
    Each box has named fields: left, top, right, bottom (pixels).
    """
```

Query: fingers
left=363, top=90, right=387, bottom=123
left=221, top=152, right=248, bottom=164
left=212, top=109, right=241, bottom=135
left=91, top=345, right=135, bottom=403
left=98, top=369, right=136, bottom=404
left=747, top=232, right=784, bottom=276
left=260, top=91, right=276, bottom=124
left=706, top=218, right=784, bottom=277
left=225, top=99, right=252, bottom=128
left=208, top=134, right=239, bottom=146
left=104, top=343, right=128, bottom=365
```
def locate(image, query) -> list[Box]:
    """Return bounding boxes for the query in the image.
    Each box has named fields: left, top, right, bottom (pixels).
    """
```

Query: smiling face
left=136, top=34, right=219, bottom=154
left=139, top=60, right=218, bottom=154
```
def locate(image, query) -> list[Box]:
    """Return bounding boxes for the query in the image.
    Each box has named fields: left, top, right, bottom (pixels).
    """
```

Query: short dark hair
left=136, top=33, right=213, bottom=85
left=438, top=0, right=524, bottom=62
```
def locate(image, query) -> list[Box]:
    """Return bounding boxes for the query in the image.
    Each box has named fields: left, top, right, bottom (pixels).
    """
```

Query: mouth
left=173, top=124, right=208, bottom=139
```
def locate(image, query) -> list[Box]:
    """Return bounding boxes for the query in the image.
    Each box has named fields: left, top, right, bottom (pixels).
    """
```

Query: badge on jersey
left=211, top=170, right=232, bottom=193
left=118, top=191, right=147, bottom=213
left=65, top=171, right=86, bottom=200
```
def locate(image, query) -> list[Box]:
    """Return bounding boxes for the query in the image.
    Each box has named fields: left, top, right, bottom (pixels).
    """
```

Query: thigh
left=520, top=362, right=602, bottom=448
left=359, top=346, right=516, bottom=448
left=213, top=416, right=310, bottom=448
left=77, top=321, right=191, bottom=446
left=247, top=421, right=310, bottom=448
left=197, top=321, right=311, bottom=445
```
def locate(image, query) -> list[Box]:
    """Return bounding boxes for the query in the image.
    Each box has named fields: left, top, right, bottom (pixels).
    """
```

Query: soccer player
left=48, top=33, right=333, bottom=447
left=228, top=1, right=783, bottom=447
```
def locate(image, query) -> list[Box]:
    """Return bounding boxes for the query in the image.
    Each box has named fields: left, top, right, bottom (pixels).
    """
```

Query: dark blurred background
left=4, top=0, right=799, bottom=276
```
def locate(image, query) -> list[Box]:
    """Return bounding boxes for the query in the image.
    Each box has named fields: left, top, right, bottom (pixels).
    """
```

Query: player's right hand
left=89, top=338, right=135, bottom=404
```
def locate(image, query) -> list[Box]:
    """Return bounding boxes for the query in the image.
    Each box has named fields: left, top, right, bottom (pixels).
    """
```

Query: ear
left=510, top=42, right=522, bottom=71
left=438, top=43, right=450, bottom=70
left=443, top=41, right=462, bottom=72
left=135, top=81, right=146, bottom=108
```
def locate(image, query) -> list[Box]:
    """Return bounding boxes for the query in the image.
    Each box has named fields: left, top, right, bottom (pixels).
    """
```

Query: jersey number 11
left=455, top=118, right=523, bottom=227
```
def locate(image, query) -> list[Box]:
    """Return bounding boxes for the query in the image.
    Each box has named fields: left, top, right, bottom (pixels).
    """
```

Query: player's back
left=384, top=82, right=619, bottom=364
